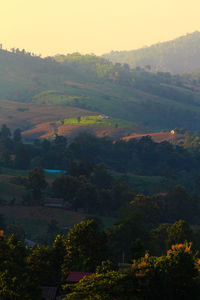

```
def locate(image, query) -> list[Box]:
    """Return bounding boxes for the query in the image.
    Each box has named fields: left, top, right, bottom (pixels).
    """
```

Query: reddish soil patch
left=22, top=122, right=56, bottom=139
left=23, top=122, right=137, bottom=140
left=0, top=99, right=98, bottom=132
left=121, top=132, right=184, bottom=144
left=57, top=124, right=134, bottom=140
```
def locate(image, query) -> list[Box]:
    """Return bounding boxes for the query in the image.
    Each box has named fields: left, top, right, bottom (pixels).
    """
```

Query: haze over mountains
left=1, top=32, right=200, bottom=138
left=103, top=31, right=200, bottom=74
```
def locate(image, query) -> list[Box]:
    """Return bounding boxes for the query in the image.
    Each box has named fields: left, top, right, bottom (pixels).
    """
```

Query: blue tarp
left=44, top=169, right=66, bottom=174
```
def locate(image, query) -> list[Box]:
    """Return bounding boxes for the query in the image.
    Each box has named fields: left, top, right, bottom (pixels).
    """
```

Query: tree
left=28, top=235, right=67, bottom=287
left=151, top=223, right=171, bottom=255
left=63, top=271, right=135, bottom=300
left=6, top=223, right=25, bottom=241
left=0, top=124, right=11, bottom=140
left=0, top=234, right=42, bottom=299
left=167, top=220, right=194, bottom=248
left=74, top=176, right=98, bottom=212
left=27, top=245, right=56, bottom=286
left=132, top=243, right=200, bottom=300
left=54, top=134, right=67, bottom=149
left=107, top=212, right=146, bottom=263
left=91, top=163, right=113, bottom=189
left=62, top=219, right=107, bottom=276
left=46, top=219, right=60, bottom=243
left=13, top=128, right=22, bottom=143
left=14, top=143, right=30, bottom=169
left=28, top=167, right=47, bottom=203
left=52, top=174, right=80, bottom=201
left=52, top=235, right=67, bottom=285
left=0, top=214, right=6, bottom=231
left=165, top=185, right=195, bottom=222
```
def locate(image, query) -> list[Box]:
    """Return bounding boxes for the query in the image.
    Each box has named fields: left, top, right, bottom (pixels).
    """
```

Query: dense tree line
left=2, top=126, right=200, bottom=213
left=2, top=125, right=200, bottom=177
left=1, top=218, right=200, bottom=299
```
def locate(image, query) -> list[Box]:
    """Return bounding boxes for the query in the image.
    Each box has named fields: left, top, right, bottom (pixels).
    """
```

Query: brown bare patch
left=121, top=132, right=184, bottom=144
left=0, top=99, right=98, bottom=133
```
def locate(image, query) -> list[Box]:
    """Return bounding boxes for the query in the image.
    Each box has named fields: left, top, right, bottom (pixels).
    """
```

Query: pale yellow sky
left=0, top=0, right=200, bottom=56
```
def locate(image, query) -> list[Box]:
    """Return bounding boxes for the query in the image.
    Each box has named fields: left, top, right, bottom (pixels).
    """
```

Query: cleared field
left=0, top=99, right=98, bottom=132
left=0, top=181, right=25, bottom=203
left=121, top=131, right=184, bottom=144
left=22, top=120, right=144, bottom=140
left=57, top=124, right=136, bottom=140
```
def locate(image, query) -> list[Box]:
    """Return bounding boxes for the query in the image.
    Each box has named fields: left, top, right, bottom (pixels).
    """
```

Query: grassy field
left=113, top=173, right=169, bottom=195
left=0, top=167, right=62, bottom=205
left=127, top=174, right=169, bottom=194
left=0, top=181, right=25, bottom=203
left=61, top=115, right=135, bottom=128
left=1, top=167, right=28, bottom=177
left=0, top=206, right=115, bottom=241
left=0, top=167, right=115, bottom=241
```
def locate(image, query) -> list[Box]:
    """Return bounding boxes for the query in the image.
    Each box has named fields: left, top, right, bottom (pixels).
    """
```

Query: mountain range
left=1, top=33, right=200, bottom=138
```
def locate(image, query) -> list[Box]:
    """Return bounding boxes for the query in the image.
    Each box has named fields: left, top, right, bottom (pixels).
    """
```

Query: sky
left=0, top=0, right=200, bottom=56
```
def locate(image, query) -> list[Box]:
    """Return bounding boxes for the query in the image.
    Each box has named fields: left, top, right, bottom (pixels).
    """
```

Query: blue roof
left=44, top=169, right=66, bottom=174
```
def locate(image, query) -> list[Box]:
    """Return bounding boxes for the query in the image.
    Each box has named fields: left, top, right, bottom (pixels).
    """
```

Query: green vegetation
left=1, top=167, right=28, bottom=177
left=2, top=45, right=200, bottom=131
left=1, top=219, right=200, bottom=299
left=60, top=115, right=135, bottom=128
left=2, top=36, right=200, bottom=299
left=113, top=173, right=169, bottom=194
left=0, top=206, right=115, bottom=242
left=0, top=181, right=25, bottom=204
left=33, top=90, right=81, bottom=106
left=103, top=31, right=200, bottom=74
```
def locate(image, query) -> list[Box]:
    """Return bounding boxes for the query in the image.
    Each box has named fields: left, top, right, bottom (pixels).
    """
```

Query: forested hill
left=2, top=48, right=200, bottom=132
left=102, top=31, right=200, bottom=74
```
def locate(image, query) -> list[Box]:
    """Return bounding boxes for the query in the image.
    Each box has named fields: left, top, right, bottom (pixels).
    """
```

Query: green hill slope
left=1, top=49, right=200, bottom=131
left=102, top=31, right=200, bottom=74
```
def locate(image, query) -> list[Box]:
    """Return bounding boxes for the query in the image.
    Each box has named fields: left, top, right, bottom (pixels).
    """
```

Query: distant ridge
left=2, top=47, right=200, bottom=133
left=102, top=31, right=200, bottom=74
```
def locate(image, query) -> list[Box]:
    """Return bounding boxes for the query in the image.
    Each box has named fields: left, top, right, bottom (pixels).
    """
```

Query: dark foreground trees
left=64, top=243, right=200, bottom=300
left=62, top=219, right=107, bottom=276
left=0, top=234, right=42, bottom=299
left=0, top=218, right=200, bottom=300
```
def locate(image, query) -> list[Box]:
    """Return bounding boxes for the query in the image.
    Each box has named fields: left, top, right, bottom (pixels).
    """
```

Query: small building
left=98, top=114, right=110, bottom=119
left=40, top=287, right=58, bottom=300
left=44, top=198, right=65, bottom=208
left=66, top=272, right=93, bottom=283
left=44, top=169, right=66, bottom=174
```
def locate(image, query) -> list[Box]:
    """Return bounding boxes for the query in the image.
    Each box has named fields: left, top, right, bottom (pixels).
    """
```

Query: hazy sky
left=1, top=0, right=200, bottom=56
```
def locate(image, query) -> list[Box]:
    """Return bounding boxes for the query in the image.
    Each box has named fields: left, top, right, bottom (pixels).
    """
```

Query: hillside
left=22, top=116, right=142, bottom=140
left=2, top=48, right=200, bottom=133
left=102, top=31, right=200, bottom=74
left=0, top=99, right=98, bottom=132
